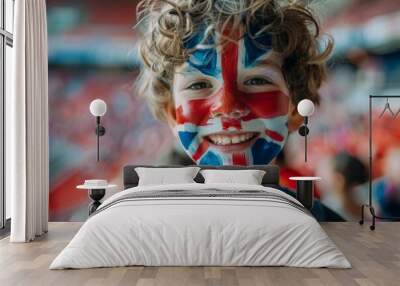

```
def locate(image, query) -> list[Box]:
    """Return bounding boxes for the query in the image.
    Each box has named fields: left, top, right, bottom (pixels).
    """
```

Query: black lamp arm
left=95, top=116, right=106, bottom=162
left=95, top=116, right=106, bottom=136
left=298, top=116, right=309, bottom=162
left=305, top=121, right=308, bottom=162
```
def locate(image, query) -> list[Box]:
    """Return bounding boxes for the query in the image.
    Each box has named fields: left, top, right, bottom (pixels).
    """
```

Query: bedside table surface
left=289, top=176, right=321, bottom=181
left=76, top=184, right=118, bottom=190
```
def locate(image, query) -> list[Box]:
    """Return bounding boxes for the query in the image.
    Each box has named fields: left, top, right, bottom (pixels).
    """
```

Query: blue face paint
left=184, top=28, right=272, bottom=75
left=251, top=138, right=282, bottom=165
left=183, top=28, right=220, bottom=77
left=199, top=151, right=223, bottom=166
left=178, top=131, right=198, bottom=150
left=243, top=31, right=272, bottom=67
left=189, top=49, right=220, bottom=77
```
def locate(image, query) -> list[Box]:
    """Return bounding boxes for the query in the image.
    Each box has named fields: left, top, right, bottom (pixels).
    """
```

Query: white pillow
left=135, top=167, right=200, bottom=186
left=200, top=169, right=266, bottom=185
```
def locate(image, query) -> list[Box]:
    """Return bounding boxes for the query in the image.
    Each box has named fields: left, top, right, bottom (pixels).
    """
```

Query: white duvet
left=50, top=183, right=350, bottom=269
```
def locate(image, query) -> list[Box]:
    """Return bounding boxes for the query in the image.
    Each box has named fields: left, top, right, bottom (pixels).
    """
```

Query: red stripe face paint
left=174, top=29, right=290, bottom=166
left=232, top=152, right=247, bottom=165
left=221, top=117, right=242, bottom=130
left=175, top=89, right=288, bottom=126
left=192, top=140, right=210, bottom=161
left=265, top=129, right=285, bottom=142
left=175, top=98, right=212, bottom=126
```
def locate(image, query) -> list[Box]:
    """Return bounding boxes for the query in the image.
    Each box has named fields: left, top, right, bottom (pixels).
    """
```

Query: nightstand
left=289, top=177, right=321, bottom=210
left=77, top=183, right=117, bottom=215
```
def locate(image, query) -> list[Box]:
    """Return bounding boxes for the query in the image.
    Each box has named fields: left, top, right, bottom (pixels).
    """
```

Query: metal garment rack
left=360, top=95, right=400, bottom=230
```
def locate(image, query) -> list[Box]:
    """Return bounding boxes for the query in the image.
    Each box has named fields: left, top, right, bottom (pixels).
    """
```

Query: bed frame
left=123, top=165, right=280, bottom=189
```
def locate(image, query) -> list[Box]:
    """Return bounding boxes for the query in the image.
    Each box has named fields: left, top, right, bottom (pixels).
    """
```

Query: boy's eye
left=244, top=77, right=272, bottom=86
left=186, top=81, right=212, bottom=90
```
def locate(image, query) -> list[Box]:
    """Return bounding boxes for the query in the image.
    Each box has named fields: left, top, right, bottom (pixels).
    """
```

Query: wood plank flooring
left=0, top=222, right=399, bottom=286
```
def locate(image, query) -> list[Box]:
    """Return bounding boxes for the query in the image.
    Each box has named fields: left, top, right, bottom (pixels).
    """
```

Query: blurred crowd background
left=47, top=0, right=400, bottom=221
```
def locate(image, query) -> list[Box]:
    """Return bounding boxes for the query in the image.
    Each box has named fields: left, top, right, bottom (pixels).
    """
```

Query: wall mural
left=48, top=0, right=400, bottom=222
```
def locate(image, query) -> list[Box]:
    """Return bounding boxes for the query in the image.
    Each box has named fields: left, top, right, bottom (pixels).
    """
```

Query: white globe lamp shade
left=90, top=99, right=107, bottom=117
left=297, top=99, right=315, bottom=117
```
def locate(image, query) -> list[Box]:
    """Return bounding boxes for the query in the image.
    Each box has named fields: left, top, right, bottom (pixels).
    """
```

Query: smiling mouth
left=205, top=132, right=259, bottom=146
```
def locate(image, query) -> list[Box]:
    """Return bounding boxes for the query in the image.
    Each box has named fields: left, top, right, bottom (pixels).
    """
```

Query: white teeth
left=208, top=133, right=256, bottom=145
left=232, top=136, right=240, bottom=144
left=222, top=137, right=230, bottom=145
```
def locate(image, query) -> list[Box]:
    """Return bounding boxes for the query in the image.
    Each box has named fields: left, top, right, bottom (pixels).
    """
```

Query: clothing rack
left=360, top=95, right=400, bottom=230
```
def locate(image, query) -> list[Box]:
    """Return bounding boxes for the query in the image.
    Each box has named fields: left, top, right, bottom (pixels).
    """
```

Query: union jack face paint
left=173, top=29, right=290, bottom=166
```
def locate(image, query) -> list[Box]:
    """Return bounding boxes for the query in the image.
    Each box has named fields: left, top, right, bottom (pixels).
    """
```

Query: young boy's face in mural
left=169, top=29, right=297, bottom=166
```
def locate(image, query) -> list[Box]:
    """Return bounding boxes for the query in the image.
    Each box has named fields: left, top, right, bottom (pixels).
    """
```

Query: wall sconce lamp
left=89, top=99, right=107, bottom=162
left=297, top=99, right=315, bottom=162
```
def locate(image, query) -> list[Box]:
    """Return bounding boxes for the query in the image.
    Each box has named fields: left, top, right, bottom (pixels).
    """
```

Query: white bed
left=50, top=183, right=350, bottom=269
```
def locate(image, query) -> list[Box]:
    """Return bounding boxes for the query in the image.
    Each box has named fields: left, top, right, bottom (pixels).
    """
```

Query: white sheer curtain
left=7, top=0, right=49, bottom=242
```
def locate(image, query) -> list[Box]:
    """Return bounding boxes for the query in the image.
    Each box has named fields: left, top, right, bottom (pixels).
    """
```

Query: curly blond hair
left=135, top=0, right=333, bottom=121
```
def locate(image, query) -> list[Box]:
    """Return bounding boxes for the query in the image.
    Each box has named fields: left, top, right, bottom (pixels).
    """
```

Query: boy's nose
left=210, top=87, right=249, bottom=118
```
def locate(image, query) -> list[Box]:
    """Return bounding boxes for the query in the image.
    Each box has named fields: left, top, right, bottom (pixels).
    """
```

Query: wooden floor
left=0, top=222, right=398, bottom=286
